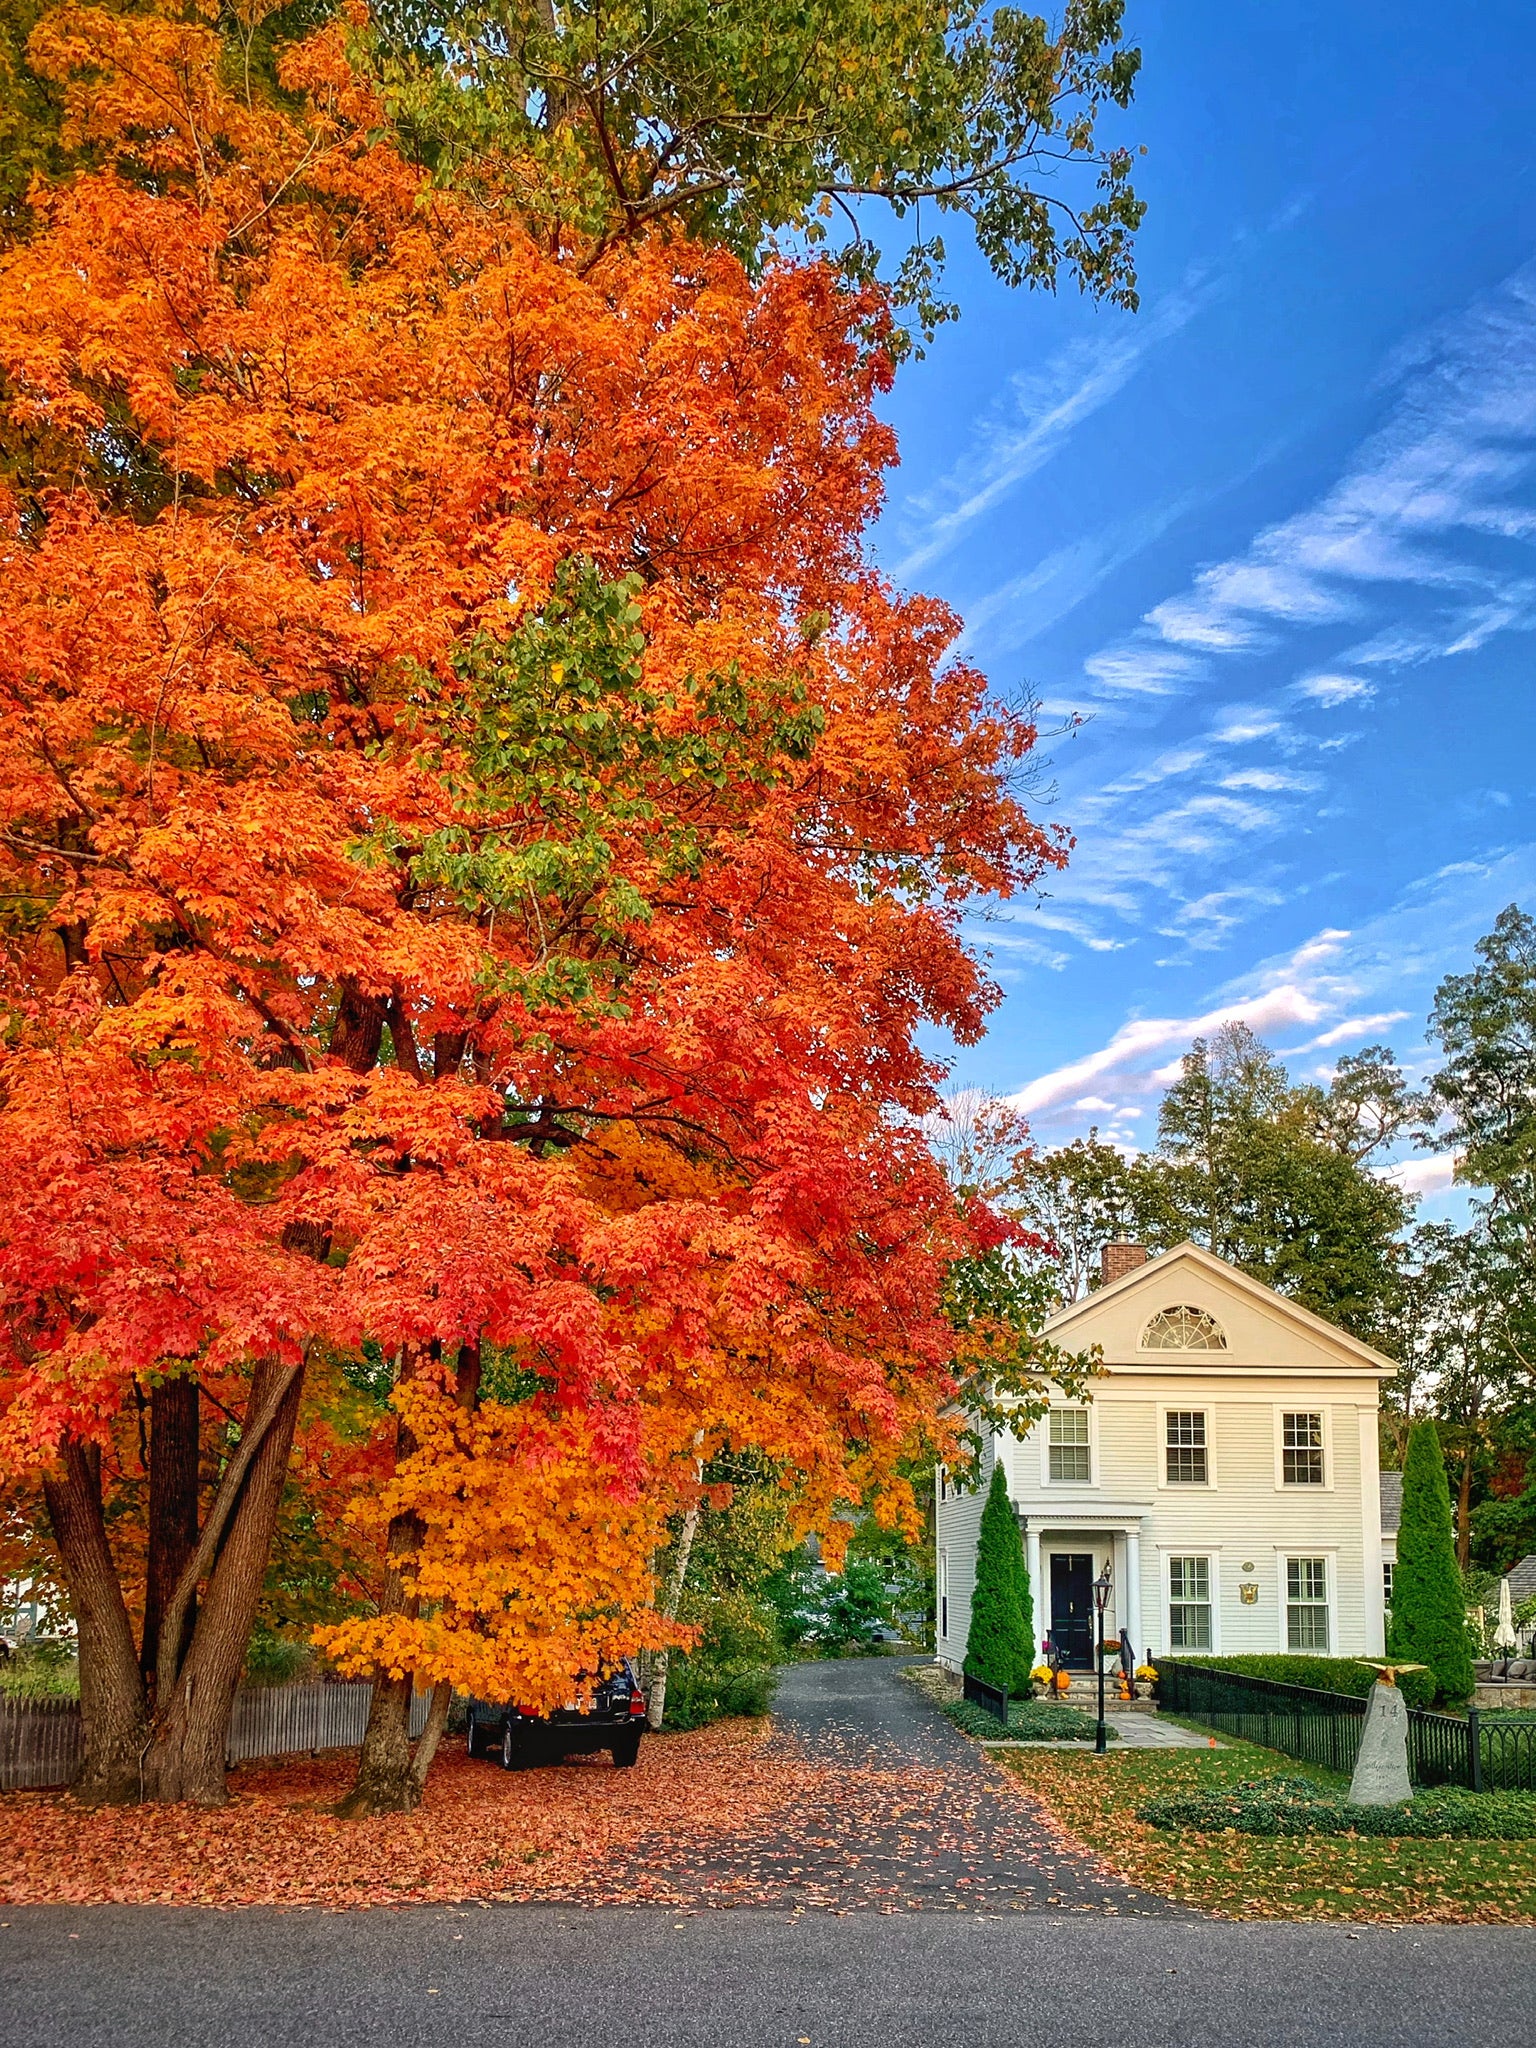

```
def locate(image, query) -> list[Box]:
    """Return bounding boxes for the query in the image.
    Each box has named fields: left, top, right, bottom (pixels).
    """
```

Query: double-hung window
left=1165, top=1410, right=1208, bottom=1484
left=1382, top=1559, right=1395, bottom=1609
left=1168, top=1556, right=1212, bottom=1650
left=1286, top=1556, right=1329, bottom=1650
left=1281, top=1411, right=1325, bottom=1486
left=1048, top=1408, right=1091, bottom=1483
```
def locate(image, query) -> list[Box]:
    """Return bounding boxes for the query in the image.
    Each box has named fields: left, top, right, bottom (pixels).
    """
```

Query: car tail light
left=515, top=1704, right=538, bottom=1720
left=629, top=1691, right=647, bottom=1717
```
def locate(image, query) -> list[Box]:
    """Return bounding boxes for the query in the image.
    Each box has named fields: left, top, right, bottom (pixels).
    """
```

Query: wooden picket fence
left=0, top=1681, right=432, bottom=1791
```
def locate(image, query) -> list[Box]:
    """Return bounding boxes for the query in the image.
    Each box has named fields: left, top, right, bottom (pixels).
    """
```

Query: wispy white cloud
left=1024, top=261, right=1536, bottom=979
left=1294, top=672, right=1375, bottom=707
left=1009, top=982, right=1327, bottom=1116
left=1006, top=847, right=1536, bottom=1141
left=1082, top=646, right=1206, bottom=697
left=1217, top=768, right=1319, bottom=792
left=890, top=283, right=1213, bottom=582
left=1287, top=1011, right=1410, bottom=1051
left=1121, top=263, right=1536, bottom=673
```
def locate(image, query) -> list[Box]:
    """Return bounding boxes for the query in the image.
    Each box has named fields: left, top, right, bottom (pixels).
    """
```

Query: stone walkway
left=1106, top=1710, right=1221, bottom=1748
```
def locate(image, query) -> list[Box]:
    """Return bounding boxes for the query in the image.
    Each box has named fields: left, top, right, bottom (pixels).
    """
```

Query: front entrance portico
left=1021, top=1507, right=1150, bottom=1670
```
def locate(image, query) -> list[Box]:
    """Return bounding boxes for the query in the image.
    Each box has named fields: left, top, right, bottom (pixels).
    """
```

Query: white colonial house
left=936, top=1239, right=1396, bottom=1671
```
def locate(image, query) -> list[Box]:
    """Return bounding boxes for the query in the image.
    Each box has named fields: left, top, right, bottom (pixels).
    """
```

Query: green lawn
left=1000, top=1737, right=1536, bottom=1922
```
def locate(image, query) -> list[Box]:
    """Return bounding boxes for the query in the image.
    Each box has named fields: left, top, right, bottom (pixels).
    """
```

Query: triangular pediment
left=1041, top=1241, right=1394, bottom=1374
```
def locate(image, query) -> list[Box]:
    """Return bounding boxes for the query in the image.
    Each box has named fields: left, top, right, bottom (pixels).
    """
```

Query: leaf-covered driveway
left=599, top=1660, right=1183, bottom=1915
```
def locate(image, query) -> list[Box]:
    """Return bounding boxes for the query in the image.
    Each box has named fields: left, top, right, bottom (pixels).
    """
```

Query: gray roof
left=1380, top=1471, right=1402, bottom=1536
left=1510, top=1554, right=1536, bottom=1603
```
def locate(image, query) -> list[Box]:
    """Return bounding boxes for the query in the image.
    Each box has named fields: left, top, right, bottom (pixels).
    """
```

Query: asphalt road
left=3, top=1902, right=1533, bottom=2048
left=2, top=1661, right=1532, bottom=2047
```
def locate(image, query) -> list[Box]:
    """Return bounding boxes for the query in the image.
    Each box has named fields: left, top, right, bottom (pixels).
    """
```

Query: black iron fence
left=961, top=1672, right=1009, bottom=1725
left=0, top=1681, right=433, bottom=1792
left=1158, top=1661, right=1536, bottom=1793
left=1159, top=1660, right=1365, bottom=1775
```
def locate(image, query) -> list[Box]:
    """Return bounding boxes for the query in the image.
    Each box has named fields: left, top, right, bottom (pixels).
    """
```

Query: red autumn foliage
left=0, top=4, right=1065, bottom=1803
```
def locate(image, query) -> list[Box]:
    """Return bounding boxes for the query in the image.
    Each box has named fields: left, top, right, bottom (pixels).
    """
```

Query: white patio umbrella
left=1494, top=1575, right=1518, bottom=1656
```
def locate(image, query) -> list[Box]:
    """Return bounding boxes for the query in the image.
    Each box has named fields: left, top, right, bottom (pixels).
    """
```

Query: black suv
left=467, top=1661, right=648, bottom=1770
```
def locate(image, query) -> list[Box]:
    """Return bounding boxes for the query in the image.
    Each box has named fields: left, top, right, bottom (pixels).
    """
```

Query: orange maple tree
left=0, top=4, right=1067, bottom=1809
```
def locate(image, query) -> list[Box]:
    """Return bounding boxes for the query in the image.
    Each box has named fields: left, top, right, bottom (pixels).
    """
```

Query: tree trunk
left=142, top=1358, right=304, bottom=1804
left=336, top=1344, right=480, bottom=1817
left=41, top=1440, right=148, bottom=1805
left=407, top=1682, right=454, bottom=1798
left=141, top=1375, right=200, bottom=1696
left=647, top=1495, right=702, bottom=1732
left=1458, top=1441, right=1475, bottom=1571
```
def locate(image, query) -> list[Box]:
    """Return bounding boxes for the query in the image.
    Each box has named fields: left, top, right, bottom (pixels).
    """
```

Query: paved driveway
left=597, top=1656, right=1178, bottom=1914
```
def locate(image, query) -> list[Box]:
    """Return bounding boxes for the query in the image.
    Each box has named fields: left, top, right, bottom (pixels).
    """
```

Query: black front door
left=1050, top=1553, right=1094, bottom=1668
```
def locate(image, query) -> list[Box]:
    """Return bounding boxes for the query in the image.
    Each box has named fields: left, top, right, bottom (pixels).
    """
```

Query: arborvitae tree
left=1386, top=1419, right=1475, bottom=1703
left=964, top=1461, right=1032, bottom=1695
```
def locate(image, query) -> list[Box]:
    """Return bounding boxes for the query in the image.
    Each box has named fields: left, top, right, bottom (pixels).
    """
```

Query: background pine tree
left=964, top=1461, right=1033, bottom=1694
left=1386, top=1417, right=1475, bottom=1703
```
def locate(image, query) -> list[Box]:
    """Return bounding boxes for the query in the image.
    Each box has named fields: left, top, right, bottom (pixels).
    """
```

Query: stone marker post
left=1347, top=1666, right=1422, bottom=1808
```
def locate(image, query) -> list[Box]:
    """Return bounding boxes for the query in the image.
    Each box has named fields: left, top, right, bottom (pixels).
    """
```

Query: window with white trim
left=1281, top=1411, right=1325, bottom=1486
left=1165, top=1410, right=1208, bottom=1484
left=938, top=1549, right=948, bottom=1642
left=1168, top=1556, right=1212, bottom=1650
left=1382, top=1559, right=1394, bottom=1609
left=1048, top=1407, right=1091, bottom=1483
left=1286, top=1556, right=1329, bottom=1650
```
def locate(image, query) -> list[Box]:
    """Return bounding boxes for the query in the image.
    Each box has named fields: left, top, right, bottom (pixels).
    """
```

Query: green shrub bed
left=1166, top=1654, right=1436, bottom=1709
left=943, top=1697, right=1115, bottom=1743
left=661, top=1661, right=776, bottom=1730
left=1137, top=1774, right=1536, bottom=1839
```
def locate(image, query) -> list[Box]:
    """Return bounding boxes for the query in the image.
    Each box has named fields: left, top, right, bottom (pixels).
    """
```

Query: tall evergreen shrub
left=1386, top=1419, right=1475, bottom=1703
left=964, top=1462, right=1033, bottom=1694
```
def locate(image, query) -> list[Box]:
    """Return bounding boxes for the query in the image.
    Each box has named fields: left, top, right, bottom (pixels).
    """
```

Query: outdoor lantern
left=1093, top=1562, right=1113, bottom=1754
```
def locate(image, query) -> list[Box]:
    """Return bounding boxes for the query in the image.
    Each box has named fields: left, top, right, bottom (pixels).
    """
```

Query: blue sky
left=874, top=0, right=1536, bottom=1212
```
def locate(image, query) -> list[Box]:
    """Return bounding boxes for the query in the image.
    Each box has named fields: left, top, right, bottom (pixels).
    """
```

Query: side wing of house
left=934, top=1434, right=995, bottom=1672
left=991, top=1244, right=1395, bottom=1667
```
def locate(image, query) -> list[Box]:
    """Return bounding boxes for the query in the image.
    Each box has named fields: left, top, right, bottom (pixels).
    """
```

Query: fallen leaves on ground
left=1001, top=1742, right=1536, bottom=1924
left=0, top=1721, right=816, bottom=1910
left=0, top=1710, right=1172, bottom=1915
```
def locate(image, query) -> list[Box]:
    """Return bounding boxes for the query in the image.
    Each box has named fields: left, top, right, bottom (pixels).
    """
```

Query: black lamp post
left=1093, top=1561, right=1113, bottom=1755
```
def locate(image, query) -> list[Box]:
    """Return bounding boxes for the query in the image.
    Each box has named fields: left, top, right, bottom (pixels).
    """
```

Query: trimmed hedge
left=1167, top=1653, right=1435, bottom=1710
left=943, top=1697, right=1116, bottom=1743
left=1138, top=1774, right=1536, bottom=1840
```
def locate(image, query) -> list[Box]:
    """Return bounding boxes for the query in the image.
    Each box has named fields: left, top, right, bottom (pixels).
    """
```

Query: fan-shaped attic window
left=1142, top=1305, right=1227, bottom=1351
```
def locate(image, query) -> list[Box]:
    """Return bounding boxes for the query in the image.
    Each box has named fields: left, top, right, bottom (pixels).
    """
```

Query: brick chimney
left=1101, top=1240, right=1149, bottom=1288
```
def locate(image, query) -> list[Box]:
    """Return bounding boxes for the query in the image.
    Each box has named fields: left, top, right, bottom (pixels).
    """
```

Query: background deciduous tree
left=363, top=0, right=1145, bottom=341
left=999, top=1025, right=1415, bottom=1342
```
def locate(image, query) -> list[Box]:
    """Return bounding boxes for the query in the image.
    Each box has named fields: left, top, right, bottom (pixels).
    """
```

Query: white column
left=1126, top=1526, right=1143, bottom=1664
left=1025, top=1526, right=1043, bottom=1660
